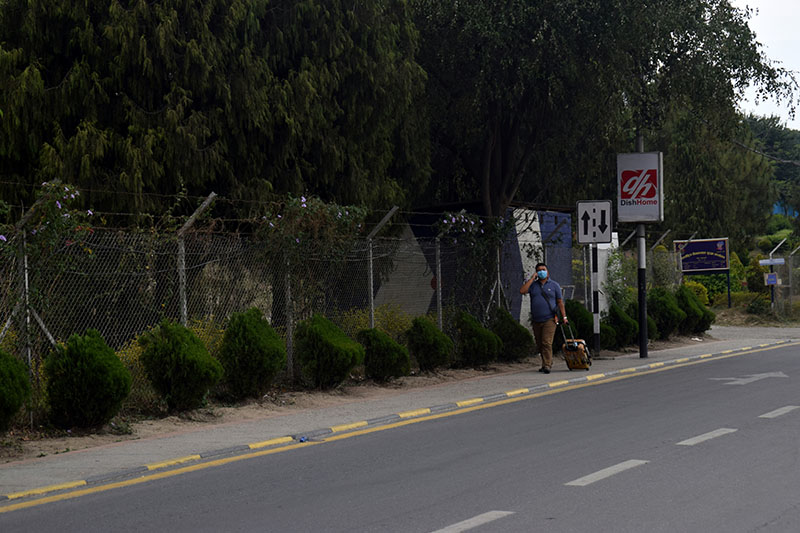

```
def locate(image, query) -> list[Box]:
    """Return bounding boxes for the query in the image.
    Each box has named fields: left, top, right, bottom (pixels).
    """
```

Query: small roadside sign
left=765, top=272, right=779, bottom=285
left=759, top=258, right=785, bottom=266
left=576, top=200, right=612, bottom=244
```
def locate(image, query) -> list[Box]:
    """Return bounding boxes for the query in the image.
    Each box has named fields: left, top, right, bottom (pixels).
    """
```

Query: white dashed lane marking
left=677, top=428, right=737, bottom=446
left=564, top=459, right=649, bottom=487
left=430, top=511, right=515, bottom=533
left=759, top=406, right=800, bottom=419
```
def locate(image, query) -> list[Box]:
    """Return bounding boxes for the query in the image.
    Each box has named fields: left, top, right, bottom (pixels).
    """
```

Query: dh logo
left=621, top=170, right=657, bottom=199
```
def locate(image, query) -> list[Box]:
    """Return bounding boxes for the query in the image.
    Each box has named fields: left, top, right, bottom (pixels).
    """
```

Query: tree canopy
left=0, top=0, right=428, bottom=219
left=410, top=0, right=796, bottom=216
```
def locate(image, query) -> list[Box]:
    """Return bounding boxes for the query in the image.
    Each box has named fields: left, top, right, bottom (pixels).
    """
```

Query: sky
left=730, top=0, right=800, bottom=130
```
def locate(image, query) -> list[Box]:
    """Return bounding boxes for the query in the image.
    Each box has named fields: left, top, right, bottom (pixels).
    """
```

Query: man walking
left=519, top=262, right=568, bottom=374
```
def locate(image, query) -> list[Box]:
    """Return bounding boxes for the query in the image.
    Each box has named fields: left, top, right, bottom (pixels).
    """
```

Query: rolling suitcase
left=560, top=323, right=591, bottom=371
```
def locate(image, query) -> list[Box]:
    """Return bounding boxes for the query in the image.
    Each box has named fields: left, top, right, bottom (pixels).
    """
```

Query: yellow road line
left=146, top=455, right=201, bottom=471
left=248, top=436, right=294, bottom=450
left=330, top=421, right=368, bottom=433
left=456, top=398, right=483, bottom=407
left=6, top=480, right=86, bottom=500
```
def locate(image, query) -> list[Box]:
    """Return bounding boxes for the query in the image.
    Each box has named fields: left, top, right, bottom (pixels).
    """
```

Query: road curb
left=2, top=339, right=793, bottom=503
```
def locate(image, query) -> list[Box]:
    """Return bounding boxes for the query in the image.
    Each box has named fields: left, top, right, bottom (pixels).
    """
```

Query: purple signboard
left=674, top=238, right=729, bottom=273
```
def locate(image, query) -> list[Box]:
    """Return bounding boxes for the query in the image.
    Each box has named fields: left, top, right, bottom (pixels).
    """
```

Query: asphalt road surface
left=3, top=343, right=800, bottom=532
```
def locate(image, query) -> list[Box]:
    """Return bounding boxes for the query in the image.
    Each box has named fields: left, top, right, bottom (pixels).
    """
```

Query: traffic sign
left=576, top=200, right=613, bottom=244
left=759, top=258, right=785, bottom=266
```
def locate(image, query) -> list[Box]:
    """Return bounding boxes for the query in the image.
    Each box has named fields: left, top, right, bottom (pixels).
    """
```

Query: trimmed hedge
left=407, top=316, right=454, bottom=372
left=606, top=302, right=638, bottom=348
left=626, top=300, right=659, bottom=342
left=295, top=314, right=364, bottom=388
left=564, top=299, right=593, bottom=343
left=675, top=285, right=703, bottom=334
left=489, top=307, right=534, bottom=361
left=600, top=323, right=617, bottom=350
left=357, top=328, right=410, bottom=381
left=647, top=287, right=686, bottom=340
left=219, top=308, right=286, bottom=400
left=0, top=349, right=31, bottom=432
left=139, top=320, right=223, bottom=411
left=455, top=311, right=502, bottom=367
left=45, top=329, right=131, bottom=428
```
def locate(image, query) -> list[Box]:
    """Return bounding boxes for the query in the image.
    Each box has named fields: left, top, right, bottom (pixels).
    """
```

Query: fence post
left=368, top=239, right=374, bottom=329
left=436, top=236, right=442, bottom=330
left=366, top=207, right=398, bottom=330
left=176, top=192, right=216, bottom=326
left=285, top=253, right=294, bottom=381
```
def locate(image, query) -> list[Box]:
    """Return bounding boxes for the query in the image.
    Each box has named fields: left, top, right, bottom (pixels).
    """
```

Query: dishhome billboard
left=674, top=238, right=729, bottom=273
left=617, top=152, right=664, bottom=223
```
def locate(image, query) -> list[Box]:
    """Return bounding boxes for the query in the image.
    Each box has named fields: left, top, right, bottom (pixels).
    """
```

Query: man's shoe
left=538, top=367, right=546, bottom=373
left=542, top=368, right=551, bottom=374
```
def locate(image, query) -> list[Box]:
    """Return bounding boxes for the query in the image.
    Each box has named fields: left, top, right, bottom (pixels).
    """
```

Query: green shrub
left=116, top=338, right=164, bottom=415
left=0, top=349, right=31, bottom=432
left=599, top=323, right=617, bottom=350
left=564, top=299, right=593, bottom=343
left=691, top=273, right=729, bottom=302
left=335, top=304, right=414, bottom=343
left=219, top=308, right=286, bottom=400
left=357, top=328, right=410, bottom=381
left=626, top=299, right=659, bottom=341
left=489, top=307, right=534, bottom=361
left=675, top=285, right=703, bottom=334
left=454, top=311, right=502, bottom=367
left=647, top=287, right=686, bottom=340
left=683, top=280, right=709, bottom=306
left=295, top=314, right=364, bottom=388
left=139, top=320, right=223, bottom=411
left=45, top=330, right=131, bottom=428
left=746, top=294, right=771, bottom=315
left=745, top=256, right=769, bottom=294
left=406, top=316, right=454, bottom=372
left=606, top=302, right=638, bottom=348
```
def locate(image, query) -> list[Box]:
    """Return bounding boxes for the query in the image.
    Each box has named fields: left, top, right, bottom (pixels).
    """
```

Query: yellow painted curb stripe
left=648, top=362, right=664, bottom=369
left=741, top=347, right=752, bottom=351
left=6, top=480, right=86, bottom=500
left=398, top=408, right=431, bottom=419
left=721, top=350, right=734, bottom=354
left=549, top=380, right=570, bottom=388
left=586, top=373, right=606, bottom=381
left=700, top=353, right=713, bottom=359
left=248, top=436, right=294, bottom=450
left=505, top=388, right=529, bottom=397
left=456, top=398, right=483, bottom=407
left=676, top=358, right=690, bottom=363
left=619, top=368, right=637, bottom=373
left=146, top=455, right=201, bottom=471
left=330, top=421, right=368, bottom=433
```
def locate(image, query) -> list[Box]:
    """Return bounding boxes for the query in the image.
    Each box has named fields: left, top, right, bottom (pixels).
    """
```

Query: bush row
left=565, top=281, right=715, bottom=351
left=0, top=306, right=536, bottom=432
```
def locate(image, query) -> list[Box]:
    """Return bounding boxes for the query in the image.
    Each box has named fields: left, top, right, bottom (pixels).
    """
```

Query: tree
left=410, top=0, right=796, bottom=216
left=746, top=115, right=800, bottom=216
left=0, top=0, right=428, bottom=221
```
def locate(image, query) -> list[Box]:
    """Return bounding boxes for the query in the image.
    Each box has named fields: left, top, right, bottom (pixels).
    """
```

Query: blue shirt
left=527, top=278, right=562, bottom=323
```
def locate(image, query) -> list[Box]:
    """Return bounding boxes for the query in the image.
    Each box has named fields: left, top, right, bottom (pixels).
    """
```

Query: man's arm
left=519, top=276, right=534, bottom=294
left=556, top=298, right=568, bottom=324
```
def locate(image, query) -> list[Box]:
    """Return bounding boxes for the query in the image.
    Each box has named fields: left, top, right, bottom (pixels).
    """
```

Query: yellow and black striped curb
left=2, top=340, right=794, bottom=502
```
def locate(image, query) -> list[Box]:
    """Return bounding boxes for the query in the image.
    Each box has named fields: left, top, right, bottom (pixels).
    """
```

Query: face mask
left=537, top=270, right=547, bottom=280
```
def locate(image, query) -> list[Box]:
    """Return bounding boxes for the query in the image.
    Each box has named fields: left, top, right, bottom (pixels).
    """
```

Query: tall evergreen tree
left=0, top=0, right=428, bottom=220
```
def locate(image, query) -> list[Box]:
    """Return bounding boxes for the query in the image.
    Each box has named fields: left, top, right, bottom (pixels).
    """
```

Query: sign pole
left=637, top=224, right=648, bottom=358
left=592, top=243, right=600, bottom=356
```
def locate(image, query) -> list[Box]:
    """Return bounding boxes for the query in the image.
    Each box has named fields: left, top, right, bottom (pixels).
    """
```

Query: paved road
left=2, top=334, right=799, bottom=531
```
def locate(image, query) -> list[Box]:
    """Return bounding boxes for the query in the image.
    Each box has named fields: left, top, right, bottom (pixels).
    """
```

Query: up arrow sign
left=576, top=200, right=613, bottom=245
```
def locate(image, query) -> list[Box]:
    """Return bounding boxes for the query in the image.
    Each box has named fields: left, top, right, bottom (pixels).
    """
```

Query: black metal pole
left=638, top=224, right=648, bottom=358
left=592, top=244, right=600, bottom=356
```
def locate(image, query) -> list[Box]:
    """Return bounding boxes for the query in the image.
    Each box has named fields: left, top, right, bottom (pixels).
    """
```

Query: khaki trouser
left=531, top=319, right=557, bottom=369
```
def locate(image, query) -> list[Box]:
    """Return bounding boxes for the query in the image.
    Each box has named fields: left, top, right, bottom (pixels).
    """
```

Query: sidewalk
left=2, top=325, right=798, bottom=500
